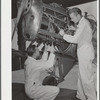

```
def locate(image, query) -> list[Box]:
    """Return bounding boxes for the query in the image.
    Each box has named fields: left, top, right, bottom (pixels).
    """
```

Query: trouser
left=26, top=85, right=59, bottom=100
left=76, top=44, right=96, bottom=100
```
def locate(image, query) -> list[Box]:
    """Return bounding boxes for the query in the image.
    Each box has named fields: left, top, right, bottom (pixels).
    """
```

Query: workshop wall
left=69, top=1, right=97, bottom=20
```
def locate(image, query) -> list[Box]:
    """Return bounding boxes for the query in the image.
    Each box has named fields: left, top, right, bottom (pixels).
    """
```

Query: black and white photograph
left=1, top=0, right=99, bottom=100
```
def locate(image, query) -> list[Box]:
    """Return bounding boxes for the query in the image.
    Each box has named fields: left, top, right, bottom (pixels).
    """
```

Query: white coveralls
left=24, top=52, right=59, bottom=100
left=62, top=17, right=96, bottom=100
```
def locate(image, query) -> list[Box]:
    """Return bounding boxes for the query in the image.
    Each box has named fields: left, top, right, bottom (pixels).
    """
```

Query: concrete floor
left=12, top=63, right=97, bottom=91
left=58, top=64, right=78, bottom=90
left=12, top=64, right=78, bottom=90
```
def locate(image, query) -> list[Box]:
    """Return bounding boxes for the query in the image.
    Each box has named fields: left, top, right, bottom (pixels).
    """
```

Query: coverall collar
left=28, top=56, right=36, bottom=61
left=77, top=17, right=85, bottom=27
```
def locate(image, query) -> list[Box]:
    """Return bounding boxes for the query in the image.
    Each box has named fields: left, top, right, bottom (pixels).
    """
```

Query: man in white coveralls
left=59, top=7, right=96, bottom=100
left=24, top=44, right=59, bottom=100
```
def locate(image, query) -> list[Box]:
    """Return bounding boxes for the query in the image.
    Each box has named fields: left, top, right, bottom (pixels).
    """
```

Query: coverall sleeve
left=41, top=51, right=48, bottom=61
left=32, top=53, right=55, bottom=70
left=63, top=22, right=86, bottom=43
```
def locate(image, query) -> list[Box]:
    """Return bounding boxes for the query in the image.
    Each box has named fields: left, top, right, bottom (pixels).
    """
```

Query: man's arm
left=41, top=51, right=48, bottom=61
left=32, top=52, right=55, bottom=71
left=59, top=22, right=86, bottom=43
left=41, top=44, right=50, bottom=61
left=33, top=44, right=55, bottom=70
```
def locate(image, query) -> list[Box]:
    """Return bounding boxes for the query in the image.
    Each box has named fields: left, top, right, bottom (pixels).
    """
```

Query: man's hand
left=38, top=43, right=44, bottom=51
left=68, top=25, right=76, bottom=31
left=44, top=44, right=51, bottom=52
left=44, top=44, right=48, bottom=51
left=49, top=43, right=55, bottom=53
left=44, top=43, right=55, bottom=53
left=59, top=29, right=65, bottom=36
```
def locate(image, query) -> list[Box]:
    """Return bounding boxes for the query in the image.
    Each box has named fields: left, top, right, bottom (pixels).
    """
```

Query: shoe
left=72, top=97, right=81, bottom=100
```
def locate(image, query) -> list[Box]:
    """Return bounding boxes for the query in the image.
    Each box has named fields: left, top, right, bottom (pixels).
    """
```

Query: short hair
left=27, top=45, right=36, bottom=56
left=68, top=7, right=82, bottom=16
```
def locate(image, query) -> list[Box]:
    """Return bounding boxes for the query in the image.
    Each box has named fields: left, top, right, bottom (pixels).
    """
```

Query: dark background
left=12, top=0, right=96, bottom=18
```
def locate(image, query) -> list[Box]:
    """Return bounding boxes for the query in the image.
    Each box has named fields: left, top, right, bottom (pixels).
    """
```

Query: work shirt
left=63, top=17, right=93, bottom=49
left=24, top=52, right=55, bottom=93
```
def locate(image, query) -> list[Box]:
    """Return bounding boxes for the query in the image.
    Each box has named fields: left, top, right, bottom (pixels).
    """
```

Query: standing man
left=24, top=44, right=59, bottom=100
left=59, top=7, right=96, bottom=100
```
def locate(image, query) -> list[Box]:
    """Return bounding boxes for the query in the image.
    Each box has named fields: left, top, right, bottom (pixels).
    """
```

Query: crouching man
left=24, top=44, right=59, bottom=100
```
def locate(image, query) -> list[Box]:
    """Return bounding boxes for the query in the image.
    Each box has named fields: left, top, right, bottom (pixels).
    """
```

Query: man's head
left=27, top=45, right=40, bottom=59
left=68, top=7, right=82, bottom=24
